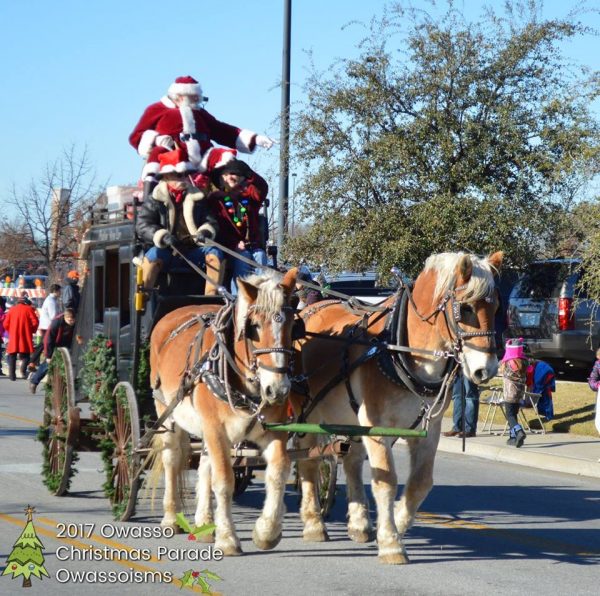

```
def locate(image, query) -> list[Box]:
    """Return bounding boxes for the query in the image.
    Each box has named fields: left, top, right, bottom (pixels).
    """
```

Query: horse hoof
left=348, top=528, right=375, bottom=543
left=378, top=552, right=409, bottom=565
left=160, top=520, right=181, bottom=533
left=196, top=532, right=215, bottom=544
left=303, top=528, right=329, bottom=542
left=218, top=543, right=243, bottom=556
left=253, top=529, right=282, bottom=550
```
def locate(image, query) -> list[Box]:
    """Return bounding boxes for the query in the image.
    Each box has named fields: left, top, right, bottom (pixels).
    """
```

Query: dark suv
left=506, top=259, right=599, bottom=371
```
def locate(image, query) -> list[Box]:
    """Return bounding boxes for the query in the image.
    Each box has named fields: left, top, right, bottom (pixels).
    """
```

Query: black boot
left=515, top=428, right=526, bottom=448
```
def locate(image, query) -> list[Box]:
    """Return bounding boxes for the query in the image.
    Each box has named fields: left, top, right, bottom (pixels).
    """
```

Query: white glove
left=156, top=135, right=175, bottom=149
left=255, top=134, right=276, bottom=150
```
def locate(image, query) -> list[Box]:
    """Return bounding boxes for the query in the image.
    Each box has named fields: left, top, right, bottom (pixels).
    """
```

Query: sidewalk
left=438, top=417, right=600, bottom=479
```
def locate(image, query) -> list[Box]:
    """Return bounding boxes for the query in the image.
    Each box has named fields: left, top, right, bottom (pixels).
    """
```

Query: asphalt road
left=1, top=377, right=599, bottom=596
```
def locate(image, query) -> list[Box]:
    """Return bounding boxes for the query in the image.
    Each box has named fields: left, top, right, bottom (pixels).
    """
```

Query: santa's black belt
left=180, top=132, right=208, bottom=142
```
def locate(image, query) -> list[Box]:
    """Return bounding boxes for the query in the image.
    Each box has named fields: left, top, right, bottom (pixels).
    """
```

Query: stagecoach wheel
left=317, top=456, right=337, bottom=519
left=39, top=348, right=79, bottom=496
left=107, top=382, right=141, bottom=521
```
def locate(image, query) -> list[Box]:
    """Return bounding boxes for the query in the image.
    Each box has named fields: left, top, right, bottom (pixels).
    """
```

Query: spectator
left=29, top=309, right=76, bottom=394
left=62, top=271, right=80, bottom=312
left=499, top=338, right=528, bottom=448
left=587, top=348, right=600, bottom=392
left=443, top=372, right=480, bottom=438
left=30, top=283, right=61, bottom=371
left=4, top=292, right=39, bottom=381
left=0, top=296, right=6, bottom=376
left=295, top=267, right=323, bottom=309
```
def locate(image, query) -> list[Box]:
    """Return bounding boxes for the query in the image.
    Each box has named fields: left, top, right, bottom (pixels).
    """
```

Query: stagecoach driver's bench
left=135, top=148, right=219, bottom=293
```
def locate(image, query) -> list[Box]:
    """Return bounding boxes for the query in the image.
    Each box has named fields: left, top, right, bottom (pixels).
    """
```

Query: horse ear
left=488, top=251, right=504, bottom=272
left=458, top=255, right=473, bottom=283
left=237, top=278, right=258, bottom=304
left=280, top=267, right=298, bottom=298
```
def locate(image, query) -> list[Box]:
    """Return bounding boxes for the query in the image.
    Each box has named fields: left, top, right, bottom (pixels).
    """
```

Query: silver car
left=506, top=259, right=599, bottom=371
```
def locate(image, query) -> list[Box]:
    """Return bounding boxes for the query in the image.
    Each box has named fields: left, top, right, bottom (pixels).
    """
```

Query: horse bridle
left=239, top=305, right=298, bottom=378
left=406, top=277, right=497, bottom=356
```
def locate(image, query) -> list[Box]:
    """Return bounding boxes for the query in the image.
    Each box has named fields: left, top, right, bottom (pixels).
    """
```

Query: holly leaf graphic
left=175, top=512, right=192, bottom=534
left=201, top=569, right=222, bottom=581
left=179, top=569, right=196, bottom=589
left=196, top=576, right=211, bottom=593
left=191, top=523, right=216, bottom=538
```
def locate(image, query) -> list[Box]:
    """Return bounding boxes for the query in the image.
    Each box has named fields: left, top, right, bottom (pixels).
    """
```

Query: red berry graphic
left=192, top=572, right=199, bottom=578
left=11, top=564, right=17, bottom=570
left=188, top=533, right=196, bottom=541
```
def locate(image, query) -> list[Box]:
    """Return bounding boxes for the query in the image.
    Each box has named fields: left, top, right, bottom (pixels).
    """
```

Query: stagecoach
left=38, top=192, right=500, bottom=562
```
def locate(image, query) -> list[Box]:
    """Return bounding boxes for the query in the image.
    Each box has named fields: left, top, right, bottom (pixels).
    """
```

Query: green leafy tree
left=2, top=506, right=49, bottom=588
left=287, top=0, right=599, bottom=277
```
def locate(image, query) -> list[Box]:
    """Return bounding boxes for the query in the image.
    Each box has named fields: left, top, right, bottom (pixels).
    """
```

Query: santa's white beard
left=178, top=96, right=199, bottom=109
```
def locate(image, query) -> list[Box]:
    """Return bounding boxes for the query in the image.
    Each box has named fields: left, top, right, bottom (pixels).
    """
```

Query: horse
left=290, top=251, right=503, bottom=564
left=149, top=268, right=298, bottom=555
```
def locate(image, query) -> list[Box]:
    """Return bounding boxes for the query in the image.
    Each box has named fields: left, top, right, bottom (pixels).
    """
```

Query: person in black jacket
left=136, top=148, right=218, bottom=292
left=62, top=271, right=80, bottom=312
left=29, top=309, right=75, bottom=394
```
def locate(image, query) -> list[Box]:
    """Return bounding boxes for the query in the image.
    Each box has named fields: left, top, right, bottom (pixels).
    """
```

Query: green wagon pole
left=262, top=422, right=427, bottom=438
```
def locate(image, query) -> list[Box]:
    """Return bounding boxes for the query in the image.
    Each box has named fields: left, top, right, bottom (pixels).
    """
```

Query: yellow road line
left=416, top=511, right=600, bottom=557
left=0, top=513, right=213, bottom=593
left=0, top=412, right=41, bottom=425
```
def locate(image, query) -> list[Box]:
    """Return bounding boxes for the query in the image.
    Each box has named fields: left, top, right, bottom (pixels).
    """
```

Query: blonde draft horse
left=150, top=268, right=298, bottom=556
left=291, top=251, right=503, bottom=564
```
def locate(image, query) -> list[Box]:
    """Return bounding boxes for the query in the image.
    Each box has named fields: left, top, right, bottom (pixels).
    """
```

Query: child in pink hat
left=500, top=338, right=528, bottom=447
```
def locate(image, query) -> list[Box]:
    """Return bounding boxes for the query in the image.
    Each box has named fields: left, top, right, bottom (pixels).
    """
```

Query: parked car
left=320, top=271, right=400, bottom=305
left=505, top=259, right=599, bottom=372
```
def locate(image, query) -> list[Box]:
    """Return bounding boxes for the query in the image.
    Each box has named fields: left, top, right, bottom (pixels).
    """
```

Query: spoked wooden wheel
left=106, top=382, right=141, bottom=521
left=317, top=456, right=337, bottom=519
left=40, top=348, right=79, bottom=496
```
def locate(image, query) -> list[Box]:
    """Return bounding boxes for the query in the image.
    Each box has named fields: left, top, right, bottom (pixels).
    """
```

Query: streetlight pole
left=291, top=172, right=297, bottom=236
left=277, top=0, right=292, bottom=250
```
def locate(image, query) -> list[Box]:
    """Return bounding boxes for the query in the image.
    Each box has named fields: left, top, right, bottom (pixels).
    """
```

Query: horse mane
left=235, top=270, right=286, bottom=334
left=424, top=252, right=497, bottom=303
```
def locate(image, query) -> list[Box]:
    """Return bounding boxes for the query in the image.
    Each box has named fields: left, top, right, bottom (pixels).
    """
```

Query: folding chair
left=480, top=387, right=504, bottom=433
left=519, top=391, right=546, bottom=434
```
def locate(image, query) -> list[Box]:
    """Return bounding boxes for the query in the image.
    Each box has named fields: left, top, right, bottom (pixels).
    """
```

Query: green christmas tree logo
left=2, top=505, right=49, bottom=588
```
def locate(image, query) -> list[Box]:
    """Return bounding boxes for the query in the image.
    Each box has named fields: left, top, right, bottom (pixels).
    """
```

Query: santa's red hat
left=157, top=147, right=196, bottom=177
left=168, top=75, right=202, bottom=98
left=202, top=147, right=237, bottom=173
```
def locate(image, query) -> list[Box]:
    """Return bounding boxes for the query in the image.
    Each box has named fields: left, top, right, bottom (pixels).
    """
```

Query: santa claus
left=129, top=75, right=275, bottom=198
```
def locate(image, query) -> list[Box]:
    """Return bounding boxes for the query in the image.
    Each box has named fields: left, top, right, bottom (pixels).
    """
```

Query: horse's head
left=415, top=251, right=504, bottom=384
left=235, top=268, right=299, bottom=405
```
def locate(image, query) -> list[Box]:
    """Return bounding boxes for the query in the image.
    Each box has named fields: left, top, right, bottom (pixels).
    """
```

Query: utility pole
left=277, top=0, right=292, bottom=250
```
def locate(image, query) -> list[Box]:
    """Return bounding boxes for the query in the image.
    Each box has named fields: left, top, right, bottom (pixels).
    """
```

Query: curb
left=438, top=437, right=600, bottom=479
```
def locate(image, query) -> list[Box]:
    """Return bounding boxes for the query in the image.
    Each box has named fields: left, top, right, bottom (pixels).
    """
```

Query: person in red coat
left=4, top=293, right=39, bottom=381
left=129, top=75, right=275, bottom=200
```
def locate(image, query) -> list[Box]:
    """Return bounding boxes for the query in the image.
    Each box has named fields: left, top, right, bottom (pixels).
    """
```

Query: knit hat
left=220, top=159, right=252, bottom=178
left=67, top=270, right=79, bottom=280
left=501, top=338, right=526, bottom=363
left=168, top=75, right=202, bottom=98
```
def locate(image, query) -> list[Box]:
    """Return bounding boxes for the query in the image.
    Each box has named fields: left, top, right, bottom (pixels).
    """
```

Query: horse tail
left=142, top=426, right=191, bottom=514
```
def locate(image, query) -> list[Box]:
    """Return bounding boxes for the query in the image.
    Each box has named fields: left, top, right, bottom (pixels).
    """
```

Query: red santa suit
left=129, top=76, right=259, bottom=180
left=4, top=301, right=39, bottom=354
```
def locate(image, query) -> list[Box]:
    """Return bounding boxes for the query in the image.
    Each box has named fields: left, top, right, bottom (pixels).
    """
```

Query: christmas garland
left=37, top=351, right=79, bottom=494
left=80, top=335, right=122, bottom=516
left=80, top=335, right=152, bottom=520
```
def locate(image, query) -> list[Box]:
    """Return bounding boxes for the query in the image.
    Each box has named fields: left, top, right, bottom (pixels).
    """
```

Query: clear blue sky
left=0, top=0, right=598, bottom=211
